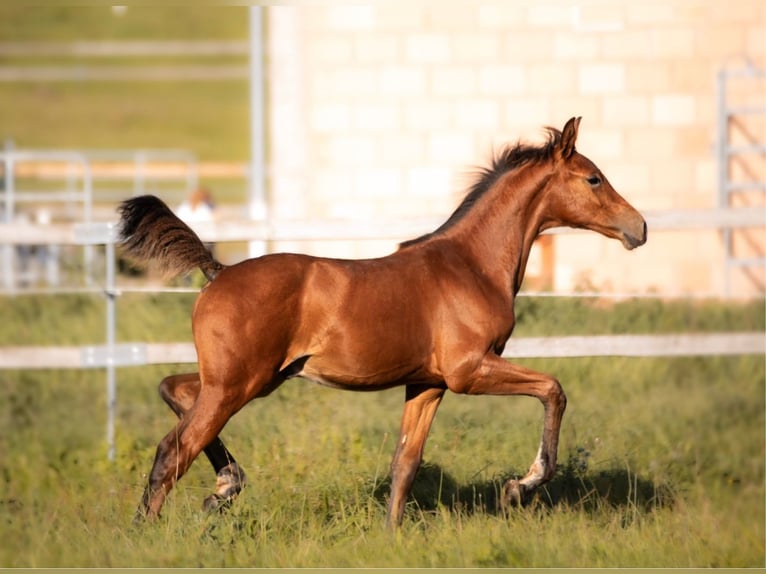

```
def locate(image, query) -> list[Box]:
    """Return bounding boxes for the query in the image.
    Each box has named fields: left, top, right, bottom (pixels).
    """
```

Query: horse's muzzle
left=622, top=220, right=647, bottom=250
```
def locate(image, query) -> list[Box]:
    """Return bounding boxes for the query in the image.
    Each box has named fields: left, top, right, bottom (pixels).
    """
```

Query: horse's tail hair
left=117, top=195, right=225, bottom=282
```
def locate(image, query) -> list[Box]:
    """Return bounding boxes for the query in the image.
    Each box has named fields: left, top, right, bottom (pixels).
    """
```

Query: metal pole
left=81, top=157, right=94, bottom=285
left=249, top=6, right=268, bottom=258
left=105, top=236, right=116, bottom=461
left=2, top=149, right=14, bottom=290
left=715, top=68, right=732, bottom=298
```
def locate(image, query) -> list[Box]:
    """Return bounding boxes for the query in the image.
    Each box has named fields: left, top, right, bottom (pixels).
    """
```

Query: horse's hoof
left=202, top=462, right=247, bottom=513
left=501, top=479, right=526, bottom=510
left=203, top=493, right=231, bottom=513
left=215, top=462, right=247, bottom=498
left=132, top=507, right=159, bottom=525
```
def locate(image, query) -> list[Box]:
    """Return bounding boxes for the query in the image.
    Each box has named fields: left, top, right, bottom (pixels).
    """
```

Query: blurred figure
left=15, top=208, right=58, bottom=287
left=176, top=188, right=217, bottom=286
left=176, top=187, right=215, bottom=224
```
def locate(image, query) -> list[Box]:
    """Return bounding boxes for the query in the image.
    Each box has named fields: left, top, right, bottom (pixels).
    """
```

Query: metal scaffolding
left=716, top=63, right=766, bottom=297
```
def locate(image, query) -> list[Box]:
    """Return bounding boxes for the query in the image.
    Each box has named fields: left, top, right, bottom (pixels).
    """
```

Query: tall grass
left=0, top=294, right=763, bottom=567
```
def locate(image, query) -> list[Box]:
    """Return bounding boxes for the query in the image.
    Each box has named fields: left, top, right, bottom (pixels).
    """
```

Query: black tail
left=117, top=195, right=225, bottom=282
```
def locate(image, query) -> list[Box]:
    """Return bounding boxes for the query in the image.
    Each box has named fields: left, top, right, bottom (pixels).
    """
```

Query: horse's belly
left=295, top=353, right=433, bottom=391
left=299, top=371, right=401, bottom=392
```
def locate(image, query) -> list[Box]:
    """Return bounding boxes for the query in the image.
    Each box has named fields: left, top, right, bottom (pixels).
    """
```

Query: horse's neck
left=450, top=164, right=553, bottom=296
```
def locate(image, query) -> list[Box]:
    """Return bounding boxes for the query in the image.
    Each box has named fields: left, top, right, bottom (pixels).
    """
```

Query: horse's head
left=546, top=117, right=647, bottom=250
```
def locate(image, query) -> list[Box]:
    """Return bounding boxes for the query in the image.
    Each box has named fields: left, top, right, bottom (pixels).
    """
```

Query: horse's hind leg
left=158, top=373, right=246, bottom=511
left=138, top=383, right=247, bottom=520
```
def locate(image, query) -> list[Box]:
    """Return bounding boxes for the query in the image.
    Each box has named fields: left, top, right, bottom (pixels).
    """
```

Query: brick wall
left=266, top=1, right=765, bottom=296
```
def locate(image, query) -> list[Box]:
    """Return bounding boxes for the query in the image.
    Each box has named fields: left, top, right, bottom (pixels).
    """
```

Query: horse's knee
left=545, top=378, right=566, bottom=411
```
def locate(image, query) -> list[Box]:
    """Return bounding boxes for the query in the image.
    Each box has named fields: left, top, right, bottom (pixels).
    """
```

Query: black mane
left=399, top=127, right=563, bottom=249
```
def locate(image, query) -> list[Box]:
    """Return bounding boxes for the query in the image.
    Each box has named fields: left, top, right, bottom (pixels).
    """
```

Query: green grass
left=0, top=6, right=248, bottom=42
left=0, top=7, right=250, bottom=162
left=0, top=294, right=763, bottom=567
left=0, top=81, right=249, bottom=162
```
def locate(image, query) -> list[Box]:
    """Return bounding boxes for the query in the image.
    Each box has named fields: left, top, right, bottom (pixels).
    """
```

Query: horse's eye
left=586, top=175, right=602, bottom=187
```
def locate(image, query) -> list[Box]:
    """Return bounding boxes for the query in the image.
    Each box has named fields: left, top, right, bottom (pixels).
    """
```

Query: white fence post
left=74, top=221, right=119, bottom=460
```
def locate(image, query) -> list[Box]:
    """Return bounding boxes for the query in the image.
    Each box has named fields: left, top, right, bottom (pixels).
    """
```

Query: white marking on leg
left=401, top=434, right=407, bottom=445
left=520, top=442, right=546, bottom=487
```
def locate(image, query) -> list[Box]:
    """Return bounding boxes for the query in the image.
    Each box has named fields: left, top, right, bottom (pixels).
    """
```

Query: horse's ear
left=559, top=116, right=581, bottom=160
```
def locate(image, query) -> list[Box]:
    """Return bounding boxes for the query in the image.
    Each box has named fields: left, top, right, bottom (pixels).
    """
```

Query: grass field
left=0, top=294, right=763, bottom=567
left=0, top=81, right=250, bottom=162
left=0, top=6, right=248, bottom=41
left=0, top=7, right=250, bottom=162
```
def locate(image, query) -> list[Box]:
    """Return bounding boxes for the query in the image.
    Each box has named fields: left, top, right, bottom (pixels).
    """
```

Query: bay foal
left=120, top=118, right=646, bottom=527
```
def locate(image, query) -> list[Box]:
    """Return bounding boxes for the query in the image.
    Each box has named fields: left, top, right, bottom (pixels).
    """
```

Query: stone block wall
left=266, top=1, right=765, bottom=296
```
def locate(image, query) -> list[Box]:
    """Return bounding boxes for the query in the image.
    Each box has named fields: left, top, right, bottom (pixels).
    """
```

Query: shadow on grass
left=373, top=458, right=674, bottom=519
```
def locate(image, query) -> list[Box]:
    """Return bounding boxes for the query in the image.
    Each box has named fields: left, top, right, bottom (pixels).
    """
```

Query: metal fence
left=715, top=64, right=766, bottom=295
left=0, top=148, right=199, bottom=289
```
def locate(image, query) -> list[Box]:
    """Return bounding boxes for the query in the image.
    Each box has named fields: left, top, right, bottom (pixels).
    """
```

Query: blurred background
left=0, top=2, right=763, bottom=297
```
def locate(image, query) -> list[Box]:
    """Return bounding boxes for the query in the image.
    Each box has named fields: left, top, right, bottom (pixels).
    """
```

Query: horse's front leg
left=446, top=353, right=567, bottom=508
left=158, top=373, right=246, bottom=512
left=387, top=384, right=446, bottom=528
